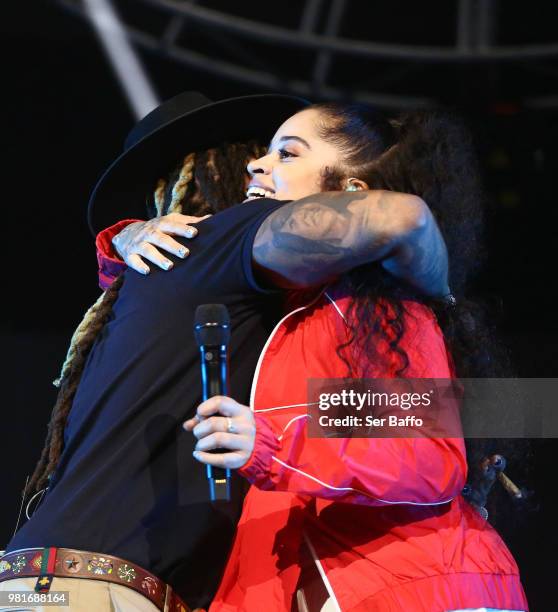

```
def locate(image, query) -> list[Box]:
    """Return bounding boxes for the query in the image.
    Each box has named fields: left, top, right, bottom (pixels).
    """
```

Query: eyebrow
left=268, top=135, right=312, bottom=150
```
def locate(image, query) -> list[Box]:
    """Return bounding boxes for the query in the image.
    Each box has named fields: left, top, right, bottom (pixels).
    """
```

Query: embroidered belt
left=0, top=547, right=191, bottom=611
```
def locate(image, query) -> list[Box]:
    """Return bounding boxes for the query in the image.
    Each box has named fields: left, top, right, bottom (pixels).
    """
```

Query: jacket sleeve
left=96, top=219, right=142, bottom=289
left=238, top=411, right=467, bottom=506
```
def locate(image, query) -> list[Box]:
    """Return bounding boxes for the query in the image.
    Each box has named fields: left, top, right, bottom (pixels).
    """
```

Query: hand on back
left=112, top=212, right=211, bottom=274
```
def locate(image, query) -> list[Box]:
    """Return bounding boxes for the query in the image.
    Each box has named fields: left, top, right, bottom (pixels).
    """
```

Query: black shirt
left=7, top=198, right=286, bottom=609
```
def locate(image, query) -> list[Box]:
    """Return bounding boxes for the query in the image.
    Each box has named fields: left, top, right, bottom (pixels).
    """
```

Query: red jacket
left=97, top=223, right=529, bottom=612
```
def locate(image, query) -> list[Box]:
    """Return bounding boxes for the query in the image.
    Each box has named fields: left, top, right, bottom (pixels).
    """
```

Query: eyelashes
left=278, top=148, right=297, bottom=160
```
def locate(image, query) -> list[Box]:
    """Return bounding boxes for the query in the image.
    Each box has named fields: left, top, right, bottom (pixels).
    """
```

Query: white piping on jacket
left=303, top=532, right=342, bottom=612
left=277, top=414, right=310, bottom=441
left=249, top=290, right=326, bottom=409
left=255, top=402, right=315, bottom=413
left=324, top=291, right=347, bottom=323
left=270, top=456, right=455, bottom=506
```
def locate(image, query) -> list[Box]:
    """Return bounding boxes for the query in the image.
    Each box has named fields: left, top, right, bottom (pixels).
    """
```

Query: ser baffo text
left=319, top=414, right=424, bottom=427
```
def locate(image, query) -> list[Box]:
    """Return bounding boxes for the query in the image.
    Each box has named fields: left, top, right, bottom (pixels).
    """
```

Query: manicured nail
left=179, top=247, right=189, bottom=257
left=141, top=267, right=149, bottom=275
left=186, top=228, right=197, bottom=238
left=193, top=451, right=200, bottom=458
left=163, top=260, right=173, bottom=270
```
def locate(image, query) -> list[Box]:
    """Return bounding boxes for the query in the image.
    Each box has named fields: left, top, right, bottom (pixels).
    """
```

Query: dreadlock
left=26, top=139, right=265, bottom=497
left=28, top=274, right=124, bottom=494
left=168, top=154, right=195, bottom=214
left=147, top=141, right=266, bottom=220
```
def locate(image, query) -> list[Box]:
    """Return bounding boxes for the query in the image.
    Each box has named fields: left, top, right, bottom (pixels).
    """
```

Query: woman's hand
left=112, top=212, right=211, bottom=274
left=183, top=396, right=256, bottom=469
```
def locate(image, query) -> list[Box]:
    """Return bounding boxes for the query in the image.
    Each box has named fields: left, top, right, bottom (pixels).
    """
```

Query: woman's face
left=245, top=108, right=343, bottom=202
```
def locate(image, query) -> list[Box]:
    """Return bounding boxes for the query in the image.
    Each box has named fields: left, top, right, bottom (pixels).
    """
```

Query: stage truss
left=56, top=0, right=558, bottom=110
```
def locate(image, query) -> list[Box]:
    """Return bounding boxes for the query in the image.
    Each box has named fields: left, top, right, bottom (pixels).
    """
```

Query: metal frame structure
left=83, top=0, right=160, bottom=119
left=56, top=0, right=558, bottom=111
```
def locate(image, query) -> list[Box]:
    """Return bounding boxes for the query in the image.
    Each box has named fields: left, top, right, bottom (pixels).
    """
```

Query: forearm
left=253, top=190, right=441, bottom=291
left=239, top=413, right=466, bottom=505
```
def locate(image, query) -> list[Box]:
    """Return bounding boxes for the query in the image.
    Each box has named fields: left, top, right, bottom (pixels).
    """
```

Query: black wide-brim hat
left=87, top=91, right=309, bottom=236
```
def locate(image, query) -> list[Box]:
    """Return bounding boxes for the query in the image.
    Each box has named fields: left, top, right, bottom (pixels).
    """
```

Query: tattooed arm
left=252, top=190, right=449, bottom=297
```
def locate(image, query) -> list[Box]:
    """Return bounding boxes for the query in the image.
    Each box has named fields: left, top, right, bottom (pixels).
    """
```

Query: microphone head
left=194, top=304, right=231, bottom=347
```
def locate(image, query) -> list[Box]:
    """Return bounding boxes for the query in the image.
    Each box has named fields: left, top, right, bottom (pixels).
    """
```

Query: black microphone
left=194, top=304, right=231, bottom=502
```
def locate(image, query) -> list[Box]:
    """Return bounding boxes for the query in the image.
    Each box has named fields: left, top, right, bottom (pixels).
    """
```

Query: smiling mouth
left=245, top=186, right=276, bottom=200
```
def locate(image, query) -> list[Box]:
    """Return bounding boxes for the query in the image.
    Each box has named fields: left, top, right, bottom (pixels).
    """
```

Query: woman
left=98, top=103, right=529, bottom=611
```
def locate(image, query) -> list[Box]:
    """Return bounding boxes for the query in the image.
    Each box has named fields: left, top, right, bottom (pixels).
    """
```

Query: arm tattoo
left=253, top=190, right=447, bottom=295
left=253, top=192, right=374, bottom=286
left=381, top=207, right=450, bottom=297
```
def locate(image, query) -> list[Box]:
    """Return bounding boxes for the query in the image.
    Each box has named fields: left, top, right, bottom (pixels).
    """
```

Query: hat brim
left=87, top=94, right=309, bottom=236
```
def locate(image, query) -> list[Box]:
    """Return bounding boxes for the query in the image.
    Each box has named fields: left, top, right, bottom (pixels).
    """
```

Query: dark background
left=2, top=1, right=556, bottom=609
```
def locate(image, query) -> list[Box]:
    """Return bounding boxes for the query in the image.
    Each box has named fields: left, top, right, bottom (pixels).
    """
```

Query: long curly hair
left=313, top=101, right=535, bottom=524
